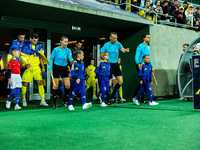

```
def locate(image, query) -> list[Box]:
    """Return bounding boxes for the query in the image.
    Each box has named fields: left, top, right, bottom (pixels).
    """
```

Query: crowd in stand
left=100, top=0, right=200, bottom=31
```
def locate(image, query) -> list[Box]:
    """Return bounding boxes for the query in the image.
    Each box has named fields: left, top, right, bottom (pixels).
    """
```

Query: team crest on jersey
left=83, top=96, right=86, bottom=98
left=75, top=67, right=78, bottom=70
left=102, top=66, right=105, bottom=68
left=145, top=68, right=147, bottom=70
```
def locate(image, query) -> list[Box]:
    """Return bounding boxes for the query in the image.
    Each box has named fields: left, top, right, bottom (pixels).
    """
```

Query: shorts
left=109, top=63, right=122, bottom=79
left=22, top=66, right=42, bottom=82
left=53, top=64, right=69, bottom=78
left=8, top=74, right=22, bottom=89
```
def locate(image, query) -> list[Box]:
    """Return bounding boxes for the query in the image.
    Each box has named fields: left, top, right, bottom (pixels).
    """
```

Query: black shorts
left=109, top=63, right=122, bottom=79
left=53, top=64, right=69, bottom=78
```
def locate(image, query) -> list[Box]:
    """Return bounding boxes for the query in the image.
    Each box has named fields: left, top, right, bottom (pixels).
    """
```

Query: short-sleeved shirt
left=49, top=46, right=74, bottom=71
left=7, top=59, right=21, bottom=74
left=100, top=41, right=123, bottom=63
left=135, top=43, right=153, bottom=67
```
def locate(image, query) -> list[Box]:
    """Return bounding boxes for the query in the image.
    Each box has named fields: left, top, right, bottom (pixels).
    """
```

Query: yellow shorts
left=22, top=66, right=42, bottom=82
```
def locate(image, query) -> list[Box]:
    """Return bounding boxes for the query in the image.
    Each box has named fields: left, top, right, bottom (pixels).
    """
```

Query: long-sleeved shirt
left=87, top=65, right=96, bottom=78
left=138, top=63, right=152, bottom=82
left=71, top=60, right=86, bottom=80
left=7, top=39, right=25, bottom=63
left=95, top=61, right=110, bottom=78
left=135, top=43, right=153, bottom=67
left=49, top=46, right=74, bottom=71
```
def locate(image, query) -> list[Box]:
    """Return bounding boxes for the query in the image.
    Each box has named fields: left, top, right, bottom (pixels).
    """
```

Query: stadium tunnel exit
left=0, top=0, right=151, bottom=100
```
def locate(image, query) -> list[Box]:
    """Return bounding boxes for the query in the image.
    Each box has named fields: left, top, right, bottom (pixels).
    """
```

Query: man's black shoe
left=54, top=103, right=58, bottom=109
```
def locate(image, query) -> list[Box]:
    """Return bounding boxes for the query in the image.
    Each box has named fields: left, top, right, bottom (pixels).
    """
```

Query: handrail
left=157, top=20, right=197, bottom=29
left=97, top=0, right=177, bottom=25
left=179, top=0, right=200, bottom=8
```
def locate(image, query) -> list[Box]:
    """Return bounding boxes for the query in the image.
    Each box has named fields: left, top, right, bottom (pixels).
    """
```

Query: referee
left=100, top=32, right=130, bottom=104
left=132, top=33, right=154, bottom=104
left=49, top=36, right=74, bottom=109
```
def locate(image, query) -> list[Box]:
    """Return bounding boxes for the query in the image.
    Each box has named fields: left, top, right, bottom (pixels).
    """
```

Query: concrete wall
left=150, top=24, right=200, bottom=96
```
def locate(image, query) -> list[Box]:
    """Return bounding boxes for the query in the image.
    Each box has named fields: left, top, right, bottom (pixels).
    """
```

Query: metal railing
left=97, top=0, right=177, bottom=24
left=97, top=0, right=198, bottom=29
left=179, top=0, right=200, bottom=7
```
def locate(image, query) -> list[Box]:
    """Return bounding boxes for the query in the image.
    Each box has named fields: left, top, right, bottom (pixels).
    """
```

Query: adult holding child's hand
left=132, top=33, right=154, bottom=104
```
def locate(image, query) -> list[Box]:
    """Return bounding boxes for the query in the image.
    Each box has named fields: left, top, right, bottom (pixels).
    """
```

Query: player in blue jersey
left=95, top=52, right=110, bottom=107
left=133, top=55, right=158, bottom=105
left=100, top=32, right=130, bottom=104
left=49, top=36, right=74, bottom=109
left=68, top=50, right=92, bottom=111
left=132, top=33, right=154, bottom=104
left=7, top=30, right=26, bottom=64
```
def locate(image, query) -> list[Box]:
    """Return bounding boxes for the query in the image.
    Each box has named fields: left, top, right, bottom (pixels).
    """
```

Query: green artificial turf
left=0, top=99, right=200, bottom=150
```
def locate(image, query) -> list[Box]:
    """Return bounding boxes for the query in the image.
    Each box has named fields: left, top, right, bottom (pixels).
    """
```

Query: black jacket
left=172, top=10, right=186, bottom=24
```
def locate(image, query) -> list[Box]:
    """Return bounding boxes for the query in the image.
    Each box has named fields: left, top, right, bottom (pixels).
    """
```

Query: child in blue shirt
left=95, top=52, right=110, bottom=107
left=133, top=55, right=159, bottom=106
left=68, top=50, right=92, bottom=110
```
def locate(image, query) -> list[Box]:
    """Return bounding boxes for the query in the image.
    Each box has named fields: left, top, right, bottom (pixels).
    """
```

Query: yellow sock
left=110, top=87, right=113, bottom=94
left=38, top=85, right=45, bottom=100
left=119, top=86, right=123, bottom=99
left=93, top=84, right=96, bottom=95
left=22, top=85, right=27, bottom=99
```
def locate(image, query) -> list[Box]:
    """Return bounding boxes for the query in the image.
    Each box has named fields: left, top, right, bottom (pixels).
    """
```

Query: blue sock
left=101, top=91, right=105, bottom=103
left=15, top=88, right=20, bottom=105
left=69, top=94, right=73, bottom=105
left=113, top=87, right=118, bottom=99
left=8, top=89, right=16, bottom=102
left=60, top=84, right=65, bottom=96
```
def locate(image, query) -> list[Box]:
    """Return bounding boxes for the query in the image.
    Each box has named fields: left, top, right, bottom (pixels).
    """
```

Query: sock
left=53, top=89, right=57, bottom=104
left=69, top=95, right=73, bottom=106
left=110, top=86, right=113, bottom=94
left=38, top=85, right=45, bottom=100
left=15, top=88, right=20, bottom=105
left=107, top=93, right=110, bottom=103
left=112, top=87, right=118, bottom=99
left=119, top=86, right=122, bottom=99
left=22, top=85, right=27, bottom=100
left=8, top=89, right=16, bottom=102
left=64, top=88, right=69, bottom=103
left=57, top=84, right=61, bottom=95
left=93, top=84, right=96, bottom=96
left=60, top=84, right=65, bottom=96
left=111, top=83, right=121, bottom=98
left=101, top=91, right=106, bottom=103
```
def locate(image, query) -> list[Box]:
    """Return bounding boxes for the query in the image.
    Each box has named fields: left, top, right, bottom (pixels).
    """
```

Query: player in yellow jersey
left=85, top=59, right=97, bottom=100
left=20, top=33, right=49, bottom=107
